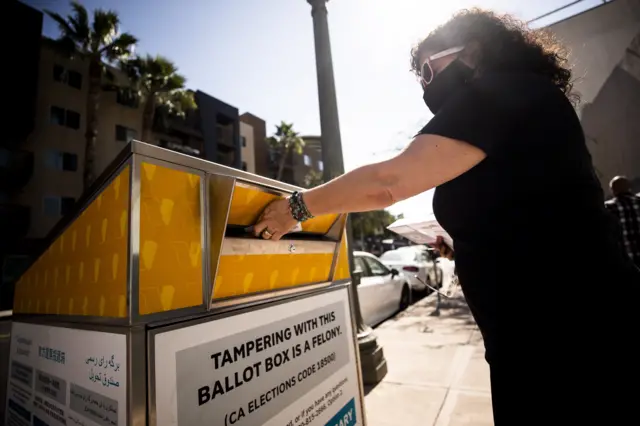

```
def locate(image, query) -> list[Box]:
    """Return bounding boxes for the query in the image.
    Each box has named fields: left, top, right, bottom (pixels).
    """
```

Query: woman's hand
left=253, top=198, right=297, bottom=241
left=433, top=236, right=454, bottom=260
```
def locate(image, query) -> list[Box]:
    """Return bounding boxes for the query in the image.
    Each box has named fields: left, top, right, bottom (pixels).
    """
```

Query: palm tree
left=121, top=55, right=196, bottom=144
left=46, top=1, right=137, bottom=190
left=266, top=122, right=305, bottom=181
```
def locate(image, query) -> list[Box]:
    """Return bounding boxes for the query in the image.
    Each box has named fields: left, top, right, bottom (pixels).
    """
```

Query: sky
left=26, top=0, right=604, bottom=219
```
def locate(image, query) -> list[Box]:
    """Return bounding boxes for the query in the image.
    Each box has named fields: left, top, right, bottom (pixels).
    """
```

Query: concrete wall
left=240, top=121, right=256, bottom=173
left=548, top=0, right=640, bottom=192
left=549, top=0, right=640, bottom=111
left=240, top=113, right=269, bottom=177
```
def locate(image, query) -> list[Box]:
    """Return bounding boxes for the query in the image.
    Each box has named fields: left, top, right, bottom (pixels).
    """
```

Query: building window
left=45, top=151, right=78, bottom=172
left=53, top=64, right=82, bottom=89
left=50, top=106, right=65, bottom=126
left=115, top=125, right=137, bottom=143
left=43, top=196, right=75, bottom=217
left=66, top=110, right=80, bottom=129
left=116, top=88, right=140, bottom=108
left=318, top=160, right=324, bottom=171
left=242, top=161, right=247, bottom=171
left=216, top=125, right=224, bottom=140
left=50, top=106, right=80, bottom=129
left=303, top=155, right=311, bottom=167
left=241, top=136, right=247, bottom=147
left=53, top=65, right=64, bottom=81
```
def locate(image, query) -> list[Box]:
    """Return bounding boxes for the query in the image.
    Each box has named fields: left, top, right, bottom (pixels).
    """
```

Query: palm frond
left=45, top=10, right=76, bottom=37
left=102, top=33, right=138, bottom=63
left=268, top=122, right=306, bottom=154
left=68, top=1, right=89, bottom=48
left=92, top=9, right=120, bottom=46
left=156, top=90, right=196, bottom=117
left=164, top=74, right=187, bottom=91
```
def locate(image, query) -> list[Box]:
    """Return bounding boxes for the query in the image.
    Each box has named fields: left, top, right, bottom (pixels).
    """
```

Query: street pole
left=306, top=0, right=387, bottom=385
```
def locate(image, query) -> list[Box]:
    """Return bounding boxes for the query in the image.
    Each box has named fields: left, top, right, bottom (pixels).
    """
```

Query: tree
left=46, top=1, right=137, bottom=190
left=266, top=122, right=305, bottom=181
left=303, top=169, right=325, bottom=189
left=121, top=55, right=196, bottom=144
left=302, top=166, right=397, bottom=248
left=351, top=210, right=397, bottom=249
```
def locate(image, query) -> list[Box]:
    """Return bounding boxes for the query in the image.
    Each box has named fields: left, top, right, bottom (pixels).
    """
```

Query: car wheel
left=399, top=284, right=411, bottom=311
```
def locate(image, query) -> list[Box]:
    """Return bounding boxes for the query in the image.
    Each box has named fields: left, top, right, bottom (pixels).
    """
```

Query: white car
left=379, top=246, right=442, bottom=294
left=354, top=251, right=411, bottom=327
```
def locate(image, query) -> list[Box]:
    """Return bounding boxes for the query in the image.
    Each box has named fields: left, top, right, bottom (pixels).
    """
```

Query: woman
left=255, top=9, right=639, bottom=423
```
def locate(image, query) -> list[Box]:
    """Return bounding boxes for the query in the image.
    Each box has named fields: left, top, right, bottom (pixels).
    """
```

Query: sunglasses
left=419, top=46, right=465, bottom=87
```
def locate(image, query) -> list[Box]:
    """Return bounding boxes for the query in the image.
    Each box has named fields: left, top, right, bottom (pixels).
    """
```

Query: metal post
left=307, top=0, right=387, bottom=385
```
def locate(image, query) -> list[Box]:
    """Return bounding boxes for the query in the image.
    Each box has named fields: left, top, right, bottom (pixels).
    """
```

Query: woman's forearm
left=299, top=134, right=487, bottom=219
left=302, top=162, right=396, bottom=216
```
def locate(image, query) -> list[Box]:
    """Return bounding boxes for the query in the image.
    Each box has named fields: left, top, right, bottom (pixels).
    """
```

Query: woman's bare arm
left=302, top=133, right=486, bottom=216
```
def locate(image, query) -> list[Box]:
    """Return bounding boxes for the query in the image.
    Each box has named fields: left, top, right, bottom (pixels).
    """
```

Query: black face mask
left=422, top=59, right=474, bottom=114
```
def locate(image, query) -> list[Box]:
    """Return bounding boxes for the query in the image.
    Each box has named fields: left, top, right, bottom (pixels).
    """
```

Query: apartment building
left=547, top=0, right=640, bottom=193
left=0, top=1, right=263, bottom=294
left=14, top=39, right=245, bottom=239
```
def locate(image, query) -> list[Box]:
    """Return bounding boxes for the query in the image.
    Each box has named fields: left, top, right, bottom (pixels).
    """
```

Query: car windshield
left=380, top=250, right=417, bottom=262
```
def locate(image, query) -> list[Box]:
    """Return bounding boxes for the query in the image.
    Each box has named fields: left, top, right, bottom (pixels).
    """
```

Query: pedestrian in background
left=605, top=176, right=640, bottom=268
left=254, top=9, right=640, bottom=424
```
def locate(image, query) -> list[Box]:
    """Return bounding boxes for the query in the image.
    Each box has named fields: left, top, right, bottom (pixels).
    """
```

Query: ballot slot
left=224, top=224, right=341, bottom=242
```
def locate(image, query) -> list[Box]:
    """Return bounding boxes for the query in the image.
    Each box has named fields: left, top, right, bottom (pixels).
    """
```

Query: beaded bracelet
left=288, top=191, right=314, bottom=222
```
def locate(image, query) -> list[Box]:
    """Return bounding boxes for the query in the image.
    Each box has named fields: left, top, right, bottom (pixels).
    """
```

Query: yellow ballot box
left=5, top=141, right=365, bottom=426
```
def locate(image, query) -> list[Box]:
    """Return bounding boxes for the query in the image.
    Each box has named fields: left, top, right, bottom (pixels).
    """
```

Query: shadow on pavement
left=387, top=292, right=476, bottom=332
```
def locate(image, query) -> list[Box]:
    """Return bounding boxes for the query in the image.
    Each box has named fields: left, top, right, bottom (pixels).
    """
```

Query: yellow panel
left=138, top=162, right=203, bottom=315
left=227, top=184, right=338, bottom=233
left=14, top=167, right=131, bottom=317
left=213, top=253, right=333, bottom=299
left=334, top=234, right=351, bottom=280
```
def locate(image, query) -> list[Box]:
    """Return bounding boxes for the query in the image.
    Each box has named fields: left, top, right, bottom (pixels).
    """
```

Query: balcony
left=0, top=203, right=30, bottom=243
left=0, top=149, right=34, bottom=192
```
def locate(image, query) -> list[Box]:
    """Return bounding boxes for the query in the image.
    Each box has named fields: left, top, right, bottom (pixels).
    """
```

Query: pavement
left=363, top=265, right=493, bottom=426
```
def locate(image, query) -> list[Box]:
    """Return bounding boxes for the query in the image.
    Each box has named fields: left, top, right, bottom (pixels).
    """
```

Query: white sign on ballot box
left=152, top=287, right=363, bottom=426
left=5, top=322, right=127, bottom=426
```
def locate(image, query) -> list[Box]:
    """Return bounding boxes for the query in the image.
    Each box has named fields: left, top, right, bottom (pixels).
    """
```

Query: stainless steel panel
left=130, top=154, right=208, bottom=324
left=128, top=326, right=147, bottom=426
left=131, top=140, right=302, bottom=193
left=346, top=281, right=368, bottom=425
left=329, top=214, right=349, bottom=281
left=206, top=174, right=236, bottom=310
left=220, top=238, right=336, bottom=256
left=129, top=155, right=141, bottom=325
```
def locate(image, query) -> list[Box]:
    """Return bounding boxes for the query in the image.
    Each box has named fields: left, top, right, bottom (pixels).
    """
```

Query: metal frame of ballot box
left=6, top=141, right=367, bottom=426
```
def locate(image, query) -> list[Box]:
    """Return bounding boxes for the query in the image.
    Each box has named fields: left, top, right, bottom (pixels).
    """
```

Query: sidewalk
left=363, top=290, right=493, bottom=426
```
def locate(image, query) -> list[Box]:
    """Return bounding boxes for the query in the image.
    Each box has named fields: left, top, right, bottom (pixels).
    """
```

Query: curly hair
left=410, top=9, right=579, bottom=104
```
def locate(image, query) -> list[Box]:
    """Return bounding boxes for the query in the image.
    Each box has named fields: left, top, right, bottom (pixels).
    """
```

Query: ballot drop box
left=5, top=141, right=365, bottom=426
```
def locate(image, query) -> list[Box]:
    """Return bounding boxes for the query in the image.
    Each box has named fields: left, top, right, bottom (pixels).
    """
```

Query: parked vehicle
left=379, top=246, right=442, bottom=294
left=354, top=251, right=411, bottom=327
